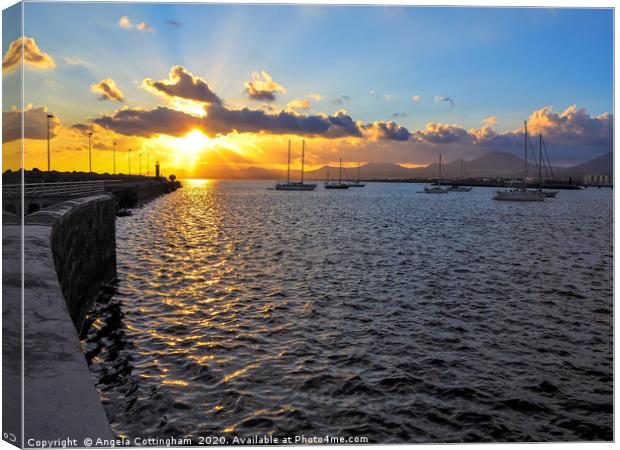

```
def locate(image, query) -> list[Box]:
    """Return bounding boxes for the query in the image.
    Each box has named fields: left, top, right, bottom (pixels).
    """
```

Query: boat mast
left=538, top=133, right=543, bottom=188
left=460, top=158, right=464, bottom=179
left=438, top=154, right=442, bottom=187
left=339, top=158, right=343, bottom=183
left=301, top=139, right=305, bottom=184
left=357, top=162, right=360, bottom=183
left=523, top=121, right=528, bottom=191
left=287, top=140, right=291, bottom=184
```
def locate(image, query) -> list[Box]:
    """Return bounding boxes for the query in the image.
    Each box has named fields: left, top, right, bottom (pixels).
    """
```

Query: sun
left=180, top=129, right=212, bottom=153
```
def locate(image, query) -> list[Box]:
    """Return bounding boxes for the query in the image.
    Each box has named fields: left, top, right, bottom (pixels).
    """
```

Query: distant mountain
left=555, top=152, right=612, bottom=178
left=304, top=162, right=413, bottom=180
left=411, top=151, right=541, bottom=179
left=167, top=150, right=612, bottom=181
left=413, top=151, right=613, bottom=180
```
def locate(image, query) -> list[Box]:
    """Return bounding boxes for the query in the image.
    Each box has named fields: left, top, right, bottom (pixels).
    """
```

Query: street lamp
left=139, top=152, right=142, bottom=176
left=88, top=132, right=93, bottom=174
left=128, top=148, right=132, bottom=175
left=147, top=151, right=150, bottom=177
left=46, top=114, right=53, bottom=172
left=112, top=141, right=116, bottom=175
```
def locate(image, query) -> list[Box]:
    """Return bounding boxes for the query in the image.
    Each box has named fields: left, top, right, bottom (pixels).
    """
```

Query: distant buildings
left=583, top=173, right=611, bottom=185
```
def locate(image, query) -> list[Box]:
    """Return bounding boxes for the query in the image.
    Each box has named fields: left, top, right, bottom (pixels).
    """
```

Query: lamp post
left=88, top=132, right=93, bottom=174
left=46, top=114, right=53, bottom=172
left=139, top=152, right=142, bottom=176
left=112, top=141, right=116, bottom=175
left=147, top=151, right=150, bottom=177
left=128, top=148, right=132, bottom=175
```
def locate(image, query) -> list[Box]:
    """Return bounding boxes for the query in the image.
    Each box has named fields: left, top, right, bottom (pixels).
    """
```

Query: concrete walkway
left=3, top=213, right=114, bottom=444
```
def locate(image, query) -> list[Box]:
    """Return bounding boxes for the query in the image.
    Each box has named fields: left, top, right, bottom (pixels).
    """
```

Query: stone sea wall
left=27, top=194, right=117, bottom=330
left=3, top=194, right=117, bottom=443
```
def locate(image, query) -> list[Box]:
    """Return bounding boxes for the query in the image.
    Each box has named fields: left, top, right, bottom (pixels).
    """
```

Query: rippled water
left=83, top=181, right=613, bottom=443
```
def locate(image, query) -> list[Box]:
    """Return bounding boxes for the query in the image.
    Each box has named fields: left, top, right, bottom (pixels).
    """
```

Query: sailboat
left=275, top=140, right=317, bottom=191
left=493, top=121, right=545, bottom=202
left=536, top=133, right=558, bottom=198
left=424, top=154, right=449, bottom=194
left=348, top=162, right=365, bottom=187
left=447, top=159, right=473, bottom=192
left=325, top=158, right=349, bottom=189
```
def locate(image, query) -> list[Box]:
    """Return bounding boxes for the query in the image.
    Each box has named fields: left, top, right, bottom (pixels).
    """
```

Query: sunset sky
left=2, top=3, right=613, bottom=178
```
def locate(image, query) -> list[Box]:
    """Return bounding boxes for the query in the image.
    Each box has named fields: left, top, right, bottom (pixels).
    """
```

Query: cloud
left=410, top=105, right=612, bottom=160
left=370, top=90, right=393, bottom=101
left=93, top=106, right=202, bottom=138
left=143, top=66, right=222, bottom=104
left=136, top=22, right=152, bottom=31
left=2, top=37, right=55, bottom=74
left=434, top=96, right=455, bottom=107
left=167, top=19, right=183, bottom=27
left=71, top=123, right=94, bottom=133
left=201, top=105, right=363, bottom=139
left=392, top=112, right=407, bottom=118
left=64, top=56, right=93, bottom=68
left=482, top=116, right=497, bottom=124
left=414, top=122, right=472, bottom=144
left=308, top=93, right=324, bottom=102
left=287, top=99, right=311, bottom=110
left=363, top=121, right=411, bottom=141
left=91, top=79, right=125, bottom=102
left=411, top=95, right=421, bottom=102
left=245, top=71, right=286, bottom=101
left=119, top=16, right=132, bottom=28
left=526, top=105, right=612, bottom=148
left=3, top=105, right=59, bottom=143
left=331, top=95, right=351, bottom=105
left=118, top=16, right=153, bottom=31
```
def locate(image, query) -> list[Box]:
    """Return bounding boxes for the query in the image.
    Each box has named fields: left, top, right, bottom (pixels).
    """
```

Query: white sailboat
left=275, top=140, right=317, bottom=191
left=493, top=121, right=545, bottom=202
left=325, top=158, right=349, bottom=189
left=424, top=154, right=449, bottom=194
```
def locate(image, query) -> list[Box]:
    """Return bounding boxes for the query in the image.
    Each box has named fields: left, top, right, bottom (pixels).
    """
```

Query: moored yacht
left=325, top=158, right=349, bottom=189
left=447, top=159, right=473, bottom=192
left=493, top=121, right=545, bottom=202
left=424, top=154, right=449, bottom=194
left=275, top=140, right=317, bottom=191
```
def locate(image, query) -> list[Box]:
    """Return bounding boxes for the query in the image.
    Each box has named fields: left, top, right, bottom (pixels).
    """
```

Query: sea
left=82, top=180, right=613, bottom=443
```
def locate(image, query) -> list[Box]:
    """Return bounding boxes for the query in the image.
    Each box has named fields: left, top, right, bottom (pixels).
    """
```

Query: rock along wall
left=27, top=194, right=117, bottom=331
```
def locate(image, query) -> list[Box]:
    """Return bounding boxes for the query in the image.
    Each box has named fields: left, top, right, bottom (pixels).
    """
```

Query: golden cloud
left=2, top=37, right=55, bottom=74
left=143, top=66, right=221, bottom=104
left=118, top=16, right=153, bottom=31
left=245, top=71, right=286, bottom=101
left=91, top=79, right=125, bottom=102
left=482, top=116, right=497, bottom=124
left=287, top=99, right=311, bottom=110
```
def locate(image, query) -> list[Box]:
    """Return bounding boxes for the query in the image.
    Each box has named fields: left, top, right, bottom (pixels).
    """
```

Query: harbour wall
left=3, top=194, right=116, bottom=443
left=27, top=194, right=117, bottom=330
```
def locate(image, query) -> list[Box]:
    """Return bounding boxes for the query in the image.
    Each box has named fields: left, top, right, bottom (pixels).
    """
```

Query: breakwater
left=0, top=179, right=182, bottom=445
left=105, top=179, right=182, bottom=210
left=3, top=194, right=116, bottom=445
